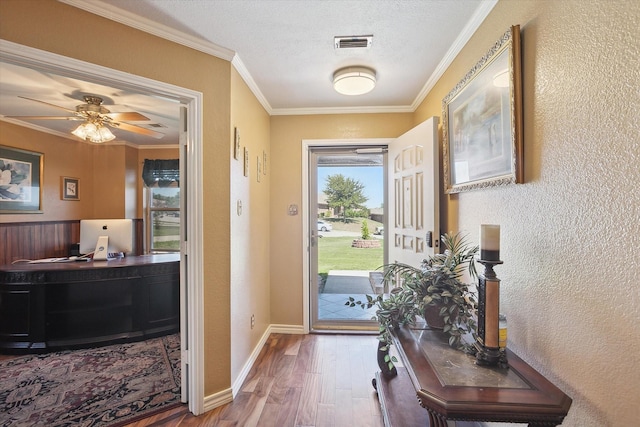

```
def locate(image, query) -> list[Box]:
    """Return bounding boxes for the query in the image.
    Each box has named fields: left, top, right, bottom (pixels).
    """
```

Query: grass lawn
left=154, top=241, right=180, bottom=250
left=153, top=224, right=180, bottom=236
left=318, top=236, right=384, bottom=276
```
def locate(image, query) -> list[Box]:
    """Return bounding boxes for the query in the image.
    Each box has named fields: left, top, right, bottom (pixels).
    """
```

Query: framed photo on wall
left=234, top=127, right=241, bottom=160
left=61, top=176, right=80, bottom=201
left=0, top=145, right=43, bottom=213
left=442, top=25, right=523, bottom=194
left=257, top=155, right=262, bottom=182
left=244, top=147, right=249, bottom=177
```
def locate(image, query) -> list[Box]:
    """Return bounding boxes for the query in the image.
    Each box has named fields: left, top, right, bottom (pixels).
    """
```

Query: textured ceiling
left=91, top=0, right=496, bottom=113
left=0, top=0, right=497, bottom=145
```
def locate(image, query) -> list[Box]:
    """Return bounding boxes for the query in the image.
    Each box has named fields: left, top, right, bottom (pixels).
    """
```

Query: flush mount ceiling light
left=333, top=66, right=377, bottom=96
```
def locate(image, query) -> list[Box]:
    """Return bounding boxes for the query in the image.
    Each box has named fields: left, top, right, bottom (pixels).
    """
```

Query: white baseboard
left=269, top=324, right=305, bottom=334
left=203, top=323, right=305, bottom=410
left=202, top=387, right=233, bottom=413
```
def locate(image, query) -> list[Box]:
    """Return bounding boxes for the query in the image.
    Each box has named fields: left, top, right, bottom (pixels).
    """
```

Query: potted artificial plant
left=346, top=232, right=479, bottom=375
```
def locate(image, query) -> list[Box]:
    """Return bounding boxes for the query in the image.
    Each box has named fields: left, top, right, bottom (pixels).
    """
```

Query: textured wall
left=230, top=66, right=271, bottom=387
left=414, top=1, right=640, bottom=425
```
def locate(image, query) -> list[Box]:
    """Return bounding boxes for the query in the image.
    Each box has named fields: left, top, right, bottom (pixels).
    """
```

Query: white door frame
left=301, top=138, right=392, bottom=333
left=0, top=40, right=206, bottom=415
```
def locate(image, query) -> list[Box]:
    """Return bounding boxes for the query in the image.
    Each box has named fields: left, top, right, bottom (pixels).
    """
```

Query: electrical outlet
left=251, top=314, right=255, bottom=329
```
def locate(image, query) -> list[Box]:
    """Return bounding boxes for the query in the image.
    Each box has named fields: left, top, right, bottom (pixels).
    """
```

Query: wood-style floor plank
left=122, top=333, right=385, bottom=427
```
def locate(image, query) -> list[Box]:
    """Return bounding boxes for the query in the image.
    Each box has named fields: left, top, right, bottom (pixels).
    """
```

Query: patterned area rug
left=0, top=334, right=181, bottom=427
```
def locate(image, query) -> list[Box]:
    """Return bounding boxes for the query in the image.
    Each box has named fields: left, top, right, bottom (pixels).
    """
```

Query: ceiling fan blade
left=4, top=115, right=83, bottom=121
left=104, top=111, right=150, bottom=121
left=18, top=96, right=78, bottom=114
left=111, top=122, right=164, bottom=139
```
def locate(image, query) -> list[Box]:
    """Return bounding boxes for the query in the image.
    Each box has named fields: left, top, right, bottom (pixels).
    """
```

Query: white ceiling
left=0, top=0, right=497, bottom=145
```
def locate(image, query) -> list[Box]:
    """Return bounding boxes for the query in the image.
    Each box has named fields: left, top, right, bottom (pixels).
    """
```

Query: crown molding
left=231, top=55, right=273, bottom=114
left=59, top=0, right=498, bottom=117
left=270, top=104, right=414, bottom=116
left=59, top=0, right=235, bottom=61
left=411, top=0, right=498, bottom=110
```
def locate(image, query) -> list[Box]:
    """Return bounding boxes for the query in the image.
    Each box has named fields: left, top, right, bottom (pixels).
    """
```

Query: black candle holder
left=474, top=259, right=509, bottom=369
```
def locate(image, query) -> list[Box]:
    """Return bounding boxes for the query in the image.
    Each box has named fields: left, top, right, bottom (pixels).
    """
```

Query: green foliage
left=324, top=174, right=368, bottom=222
left=152, top=190, right=180, bottom=208
left=361, top=220, right=371, bottom=240
left=346, top=232, right=480, bottom=367
left=345, top=208, right=370, bottom=219
left=318, top=236, right=383, bottom=274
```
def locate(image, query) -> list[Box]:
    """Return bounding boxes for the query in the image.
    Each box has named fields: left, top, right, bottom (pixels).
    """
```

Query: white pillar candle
left=480, top=224, right=500, bottom=261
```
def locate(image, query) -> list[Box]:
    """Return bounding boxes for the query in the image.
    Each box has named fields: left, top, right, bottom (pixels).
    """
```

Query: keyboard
left=28, top=257, right=90, bottom=263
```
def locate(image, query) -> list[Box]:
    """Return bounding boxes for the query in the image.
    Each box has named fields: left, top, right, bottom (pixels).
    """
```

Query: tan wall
left=0, top=0, right=232, bottom=396
left=229, top=67, right=271, bottom=384
left=269, top=113, right=414, bottom=326
left=90, top=144, right=126, bottom=218
left=414, top=1, right=640, bottom=425
left=1, top=122, right=179, bottom=222
left=1, top=121, right=95, bottom=221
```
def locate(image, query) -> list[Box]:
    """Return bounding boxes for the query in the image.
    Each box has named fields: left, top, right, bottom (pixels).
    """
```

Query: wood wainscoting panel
left=0, top=219, right=143, bottom=265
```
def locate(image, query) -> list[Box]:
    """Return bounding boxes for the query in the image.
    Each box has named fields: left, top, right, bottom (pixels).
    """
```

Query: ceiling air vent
left=334, top=35, right=373, bottom=49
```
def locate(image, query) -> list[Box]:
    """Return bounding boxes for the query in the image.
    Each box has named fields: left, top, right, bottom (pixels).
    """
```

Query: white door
left=387, top=117, right=440, bottom=269
left=178, top=106, right=188, bottom=403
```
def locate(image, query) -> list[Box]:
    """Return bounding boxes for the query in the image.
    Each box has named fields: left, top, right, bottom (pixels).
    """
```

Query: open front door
left=387, top=117, right=440, bottom=268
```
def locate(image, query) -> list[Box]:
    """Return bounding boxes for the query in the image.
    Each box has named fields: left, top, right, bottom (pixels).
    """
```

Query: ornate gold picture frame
left=442, top=25, right=523, bottom=194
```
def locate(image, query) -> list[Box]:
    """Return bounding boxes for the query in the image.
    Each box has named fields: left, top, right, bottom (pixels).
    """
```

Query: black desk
left=0, top=254, right=180, bottom=353
left=376, top=322, right=572, bottom=426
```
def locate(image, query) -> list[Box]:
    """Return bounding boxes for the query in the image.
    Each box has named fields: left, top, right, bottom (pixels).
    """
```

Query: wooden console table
left=375, top=321, right=572, bottom=426
left=0, top=254, right=180, bottom=353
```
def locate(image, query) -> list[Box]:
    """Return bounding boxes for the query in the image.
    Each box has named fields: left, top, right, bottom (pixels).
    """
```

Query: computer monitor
left=79, top=219, right=134, bottom=260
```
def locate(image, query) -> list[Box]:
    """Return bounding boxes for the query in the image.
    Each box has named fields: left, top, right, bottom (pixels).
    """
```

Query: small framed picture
left=61, top=176, right=80, bottom=201
left=263, top=150, right=267, bottom=175
left=257, top=156, right=262, bottom=182
left=233, top=127, right=240, bottom=160
left=243, top=147, right=249, bottom=177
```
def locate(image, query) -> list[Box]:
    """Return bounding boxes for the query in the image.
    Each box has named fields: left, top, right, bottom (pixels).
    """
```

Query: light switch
left=237, top=200, right=242, bottom=216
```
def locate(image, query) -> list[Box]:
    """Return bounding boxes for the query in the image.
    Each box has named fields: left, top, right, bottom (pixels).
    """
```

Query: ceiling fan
left=7, top=95, right=164, bottom=142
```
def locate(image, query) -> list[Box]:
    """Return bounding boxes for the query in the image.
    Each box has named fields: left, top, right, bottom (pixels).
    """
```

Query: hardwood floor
left=124, top=333, right=385, bottom=427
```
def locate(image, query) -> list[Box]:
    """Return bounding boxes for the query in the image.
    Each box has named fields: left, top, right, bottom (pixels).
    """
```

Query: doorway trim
left=0, top=39, right=205, bottom=415
left=301, top=138, right=393, bottom=333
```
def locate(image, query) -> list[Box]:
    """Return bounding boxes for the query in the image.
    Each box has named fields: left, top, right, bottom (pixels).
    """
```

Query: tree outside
left=323, top=174, right=368, bottom=222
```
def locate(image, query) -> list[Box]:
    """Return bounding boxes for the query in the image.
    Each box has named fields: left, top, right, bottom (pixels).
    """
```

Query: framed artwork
left=257, top=155, right=262, bottom=182
left=263, top=150, right=267, bottom=175
left=243, top=147, right=249, bottom=177
left=442, top=25, right=523, bottom=194
left=0, top=145, right=43, bottom=213
left=233, top=127, right=241, bottom=160
left=61, top=176, right=80, bottom=200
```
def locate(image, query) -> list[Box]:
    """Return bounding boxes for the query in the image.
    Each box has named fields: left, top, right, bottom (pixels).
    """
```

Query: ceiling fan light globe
left=93, top=126, right=116, bottom=143
left=71, top=122, right=96, bottom=139
left=333, top=67, right=376, bottom=96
